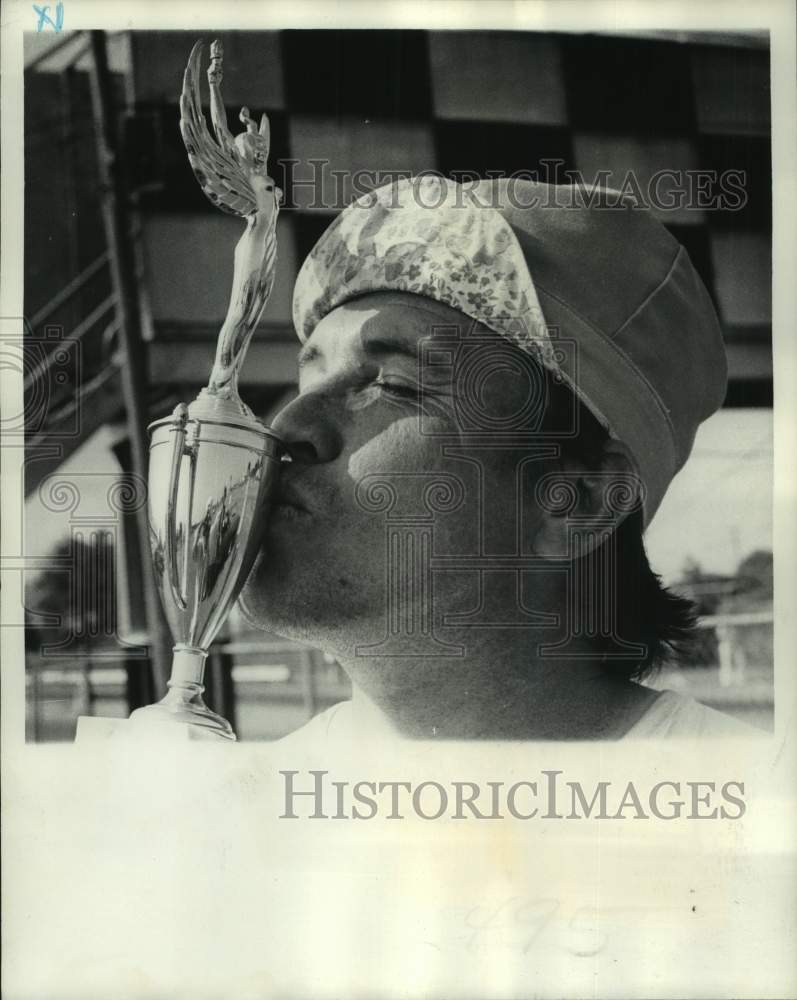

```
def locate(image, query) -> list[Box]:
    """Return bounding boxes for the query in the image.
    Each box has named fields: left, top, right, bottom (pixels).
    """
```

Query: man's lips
left=272, top=482, right=312, bottom=515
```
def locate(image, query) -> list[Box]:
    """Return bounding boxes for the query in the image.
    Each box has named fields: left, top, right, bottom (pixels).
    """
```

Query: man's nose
left=270, top=389, right=343, bottom=464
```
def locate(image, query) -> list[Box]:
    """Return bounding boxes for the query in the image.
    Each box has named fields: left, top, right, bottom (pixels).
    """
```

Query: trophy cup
left=127, top=40, right=284, bottom=741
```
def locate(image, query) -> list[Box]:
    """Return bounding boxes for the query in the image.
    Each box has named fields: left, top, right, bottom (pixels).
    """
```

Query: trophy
left=128, top=40, right=283, bottom=741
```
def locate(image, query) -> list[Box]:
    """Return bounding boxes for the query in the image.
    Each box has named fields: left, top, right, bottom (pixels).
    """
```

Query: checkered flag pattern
left=129, top=30, right=771, bottom=405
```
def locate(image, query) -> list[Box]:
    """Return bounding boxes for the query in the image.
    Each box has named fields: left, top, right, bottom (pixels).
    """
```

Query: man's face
left=240, top=292, right=550, bottom=655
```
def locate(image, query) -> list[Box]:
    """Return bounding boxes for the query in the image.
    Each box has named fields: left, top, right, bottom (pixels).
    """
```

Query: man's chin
left=236, top=585, right=345, bottom=655
left=238, top=553, right=292, bottom=627
left=237, top=580, right=303, bottom=640
left=238, top=555, right=329, bottom=640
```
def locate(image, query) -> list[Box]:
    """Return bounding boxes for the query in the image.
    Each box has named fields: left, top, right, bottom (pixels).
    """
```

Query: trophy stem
left=129, top=645, right=237, bottom=741
left=170, top=645, right=207, bottom=686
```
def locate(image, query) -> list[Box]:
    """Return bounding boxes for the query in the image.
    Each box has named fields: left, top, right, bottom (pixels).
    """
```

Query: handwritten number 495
left=34, top=2, right=64, bottom=32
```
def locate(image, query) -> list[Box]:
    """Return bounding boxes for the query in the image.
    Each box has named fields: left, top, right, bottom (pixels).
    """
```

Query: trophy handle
left=166, top=404, right=190, bottom=611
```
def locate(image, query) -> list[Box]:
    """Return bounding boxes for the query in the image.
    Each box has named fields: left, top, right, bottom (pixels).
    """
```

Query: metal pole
left=87, top=31, right=170, bottom=695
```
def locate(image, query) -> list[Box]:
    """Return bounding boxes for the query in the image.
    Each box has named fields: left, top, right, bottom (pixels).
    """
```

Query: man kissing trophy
left=121, top=40, right=283, bottom=740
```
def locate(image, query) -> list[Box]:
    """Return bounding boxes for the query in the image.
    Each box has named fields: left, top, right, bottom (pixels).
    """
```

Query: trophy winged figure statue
left=179, top=38, right=281, bottom=415
left=126, top=40, right=284, bottom=741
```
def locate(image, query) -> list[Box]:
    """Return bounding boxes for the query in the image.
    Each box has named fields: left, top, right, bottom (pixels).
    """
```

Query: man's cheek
left=346, top=416, right=444, bottom=481
left=483, top=369, right=542, bottom=422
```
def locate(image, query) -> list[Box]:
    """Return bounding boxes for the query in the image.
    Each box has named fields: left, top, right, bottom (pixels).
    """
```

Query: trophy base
left=127, top=647, right=237, bottom=741
left=129, top=696, right=237, bottom=742
left=75, top=715, right=234, bottom=743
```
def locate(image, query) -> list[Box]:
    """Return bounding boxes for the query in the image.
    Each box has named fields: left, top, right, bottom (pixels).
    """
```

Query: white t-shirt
left=278, top=689, right=762, bottom=745
left=621, top=689, right=762, bottom=738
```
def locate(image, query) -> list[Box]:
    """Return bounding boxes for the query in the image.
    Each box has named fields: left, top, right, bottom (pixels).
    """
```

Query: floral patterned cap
left=291, top=174, right=728, bottom=527
left=292, top=175, right=559, bottom=372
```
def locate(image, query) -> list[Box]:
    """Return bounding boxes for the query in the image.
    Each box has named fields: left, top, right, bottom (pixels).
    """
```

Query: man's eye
left=373, top=377, right=420, bottom=400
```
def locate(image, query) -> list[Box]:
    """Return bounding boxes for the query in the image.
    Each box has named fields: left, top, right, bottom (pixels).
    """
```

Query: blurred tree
left=679, top=557, right=723, bottom=615
left=676, top=557, right=722, bottom=666
left=25, top=532, right=118, bottom=656
left=719, top=549, right=773, bottom=675
left=24, top=538, right=71, bottom=652
left=734, top=549, right=773, bottom=601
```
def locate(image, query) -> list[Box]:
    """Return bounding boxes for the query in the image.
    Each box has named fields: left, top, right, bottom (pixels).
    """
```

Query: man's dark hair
left=432, top=315, right=697, bottom=681
left=541, top=368, right=698, bottom=682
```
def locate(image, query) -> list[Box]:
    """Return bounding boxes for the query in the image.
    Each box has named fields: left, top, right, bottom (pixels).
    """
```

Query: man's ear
left=528, top=440, right=640, bottom=558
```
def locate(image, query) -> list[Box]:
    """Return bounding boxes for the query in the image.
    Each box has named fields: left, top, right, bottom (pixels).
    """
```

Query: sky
left=645, top=407, right=773, bottom=581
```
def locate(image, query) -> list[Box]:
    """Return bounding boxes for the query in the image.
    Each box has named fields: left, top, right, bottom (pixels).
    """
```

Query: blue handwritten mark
left=33, top=2, right=64, bottom=32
